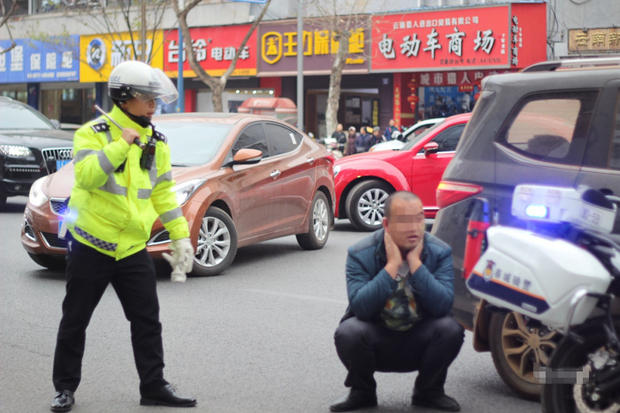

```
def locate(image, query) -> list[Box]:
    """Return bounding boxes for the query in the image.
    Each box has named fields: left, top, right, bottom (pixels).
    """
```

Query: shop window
left=233, top=123, right=269, bottom=158
left=264, top=123, right=301, bottom=156
left=2, top=0, right=28, bottom=15
left=1, top=90, right=27, bottom=103
left=35, top=0, right=103, bottom=14
left=500, top=91, right=597, bottom=164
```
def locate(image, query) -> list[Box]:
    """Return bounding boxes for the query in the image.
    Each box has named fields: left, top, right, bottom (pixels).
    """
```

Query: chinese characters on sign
left=0, top=36, right=79, bottom=83
left=257, top=17, right=370, bottom=75
left=510, top=15, right=523, bottom=67
left=163, top=25, right=257, bottom=77
left=372, top=6, right=512, bottom=71
left=79, top=31, right=164, bottom=83
left=568, top=28, right=620, bottom=53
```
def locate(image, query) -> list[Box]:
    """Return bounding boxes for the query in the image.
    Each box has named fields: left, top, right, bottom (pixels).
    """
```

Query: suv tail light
left=436, top=181, right=483, bottom=209
left=462, top=198, right=490, bottom=279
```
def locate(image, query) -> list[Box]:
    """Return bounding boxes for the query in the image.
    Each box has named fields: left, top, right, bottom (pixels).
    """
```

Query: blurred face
left=336, top=124, right=343, bottom=132
left=389, top=119, right=395, bottom=127
left=122, top=95, right=156, bottom=119
left=348, top=128, right=356, bottom=136
left=383, top=197, right=425, bottom=252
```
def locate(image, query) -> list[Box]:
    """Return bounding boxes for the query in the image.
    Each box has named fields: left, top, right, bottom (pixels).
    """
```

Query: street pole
left=177, top=0, right=185, bottom=113
left=296, top=0, right=304, bottom=131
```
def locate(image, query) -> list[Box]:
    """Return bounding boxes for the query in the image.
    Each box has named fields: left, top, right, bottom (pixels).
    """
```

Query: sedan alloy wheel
left=297, top=191, right=331, bottom=250
left=346, top=180, right=392, bottom=231
left=193, top=206, right=238, bottom=276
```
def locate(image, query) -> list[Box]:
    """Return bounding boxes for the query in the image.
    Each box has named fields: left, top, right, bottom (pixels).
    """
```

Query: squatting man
left=331, top=191, right=465, bottom=412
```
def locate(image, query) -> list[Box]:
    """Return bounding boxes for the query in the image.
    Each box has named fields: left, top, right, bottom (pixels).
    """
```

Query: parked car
left=22, top=113, right=335, bottom=275
left=369, top=117, right=445, bottom=152
left=334, top=112, right=471, bottom=231
left=0, top=96, right=74, bottom=209
left=432, top=57, right=620, bottom=400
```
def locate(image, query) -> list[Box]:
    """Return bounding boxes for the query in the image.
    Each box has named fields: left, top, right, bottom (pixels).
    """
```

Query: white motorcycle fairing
left=467, top=226, right=612, bottom=329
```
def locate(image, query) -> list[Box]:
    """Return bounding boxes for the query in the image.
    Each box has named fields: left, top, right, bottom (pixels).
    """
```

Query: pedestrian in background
left=50, top=60, right=197, bottom=412
left=332, top=123, right=347, bottom=152
left=383, top=119, right=399, bottom=141
left=354, top=126, right=369, bottom=154
left=344, top=126, right=359, bottom=156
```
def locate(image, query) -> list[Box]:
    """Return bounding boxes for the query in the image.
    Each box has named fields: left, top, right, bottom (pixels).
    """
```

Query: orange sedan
left=22, top=113, right=335, bottom=276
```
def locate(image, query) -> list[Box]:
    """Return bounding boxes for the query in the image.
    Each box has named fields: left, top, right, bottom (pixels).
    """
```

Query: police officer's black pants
left=334, top=315, right=464, bottom=396
left=52, top=238, right=167, bottom=394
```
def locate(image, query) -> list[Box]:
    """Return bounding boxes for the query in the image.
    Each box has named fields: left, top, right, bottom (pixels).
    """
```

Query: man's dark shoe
left=140, top=384, right=197, bottom=407
left=411, top=393, right=460, bottom=412
left=50, top=390, right=74, bottom=412
left=330, top=389, right=377, bottom=412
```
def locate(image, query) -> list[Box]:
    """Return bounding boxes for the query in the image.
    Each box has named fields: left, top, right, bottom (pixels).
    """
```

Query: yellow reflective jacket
left=67, top=105, right=189, bottom=260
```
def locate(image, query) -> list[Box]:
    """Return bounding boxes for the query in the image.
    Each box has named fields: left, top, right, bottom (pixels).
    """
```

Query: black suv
left=0, top=97, right=74, bottom=209
left=432, top=57, right=620, bottom=400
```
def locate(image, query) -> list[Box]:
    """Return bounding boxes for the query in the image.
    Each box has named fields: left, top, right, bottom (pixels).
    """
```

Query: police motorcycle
left=464, top=184, right=620, bottom=413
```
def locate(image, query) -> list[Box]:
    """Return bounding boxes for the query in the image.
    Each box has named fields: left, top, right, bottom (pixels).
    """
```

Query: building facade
left=1, top=0, right=618, bottom=136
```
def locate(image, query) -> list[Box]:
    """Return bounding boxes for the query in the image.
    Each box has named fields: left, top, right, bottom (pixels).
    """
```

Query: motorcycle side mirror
left=232, top=148, right=262, bottom=165
left=423, top=141, right=439, bottom=157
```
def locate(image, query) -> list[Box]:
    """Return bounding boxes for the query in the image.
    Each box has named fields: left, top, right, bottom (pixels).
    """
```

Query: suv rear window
left=500, top=91, right=597, bottom=164
left=611, top=91, right=620, bottom=170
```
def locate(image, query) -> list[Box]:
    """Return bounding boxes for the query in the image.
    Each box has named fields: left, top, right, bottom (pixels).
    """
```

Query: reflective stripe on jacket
left=67, top=105, right=189, bottom=260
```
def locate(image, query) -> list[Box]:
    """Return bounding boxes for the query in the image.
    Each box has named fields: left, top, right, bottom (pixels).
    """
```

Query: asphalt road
left=0, top=196, right=540, bottom=413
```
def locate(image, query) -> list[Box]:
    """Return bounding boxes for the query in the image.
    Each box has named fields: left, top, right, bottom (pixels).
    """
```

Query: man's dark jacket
left=341, top=229, right=455, bottom=322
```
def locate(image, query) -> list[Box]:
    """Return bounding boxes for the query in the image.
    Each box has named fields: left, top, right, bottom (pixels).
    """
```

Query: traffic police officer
left=50, top=60, right=196, bottom=412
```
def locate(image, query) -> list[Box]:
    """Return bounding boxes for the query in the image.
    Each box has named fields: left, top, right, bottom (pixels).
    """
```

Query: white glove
left=163, top=238, right=194, bottom=282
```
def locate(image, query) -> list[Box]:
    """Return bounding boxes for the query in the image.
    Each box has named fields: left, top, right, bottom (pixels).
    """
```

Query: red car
left=334, top=112, right=471, bottom=231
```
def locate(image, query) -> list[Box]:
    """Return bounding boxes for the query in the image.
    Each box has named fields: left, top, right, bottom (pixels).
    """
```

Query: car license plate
left=56, top=159, right=70, bottom=171
left=58, top=219, right=67, bottom=239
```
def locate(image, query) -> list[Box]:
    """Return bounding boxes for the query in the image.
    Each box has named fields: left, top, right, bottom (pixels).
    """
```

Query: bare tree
left=0, top=0, right=18, bottom=54
left=172, top=0, right=272, bottom=112
left=23, top=0, right=168, bottom=65
left=307, top=0, right=370, bottom=136
left=85, top=0, right=169, bottom=63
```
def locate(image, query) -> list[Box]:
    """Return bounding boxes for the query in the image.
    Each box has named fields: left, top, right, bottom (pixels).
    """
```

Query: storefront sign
left=257, top=17, right=370, bottom=75
left=163, top=25, right=257, bottom=78
left=568, top=28, right=620, bottom=53
left=371, top=3, right=545, bottom=72
left=79, top=31, right=163, bottom=82
left=0, top=36, right=79, bottom=83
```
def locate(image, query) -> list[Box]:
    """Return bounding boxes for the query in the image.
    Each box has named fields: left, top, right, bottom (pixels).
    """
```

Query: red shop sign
left=371, top=3, right=546, bottom=72
left=163, top=25, right=258, bottom=78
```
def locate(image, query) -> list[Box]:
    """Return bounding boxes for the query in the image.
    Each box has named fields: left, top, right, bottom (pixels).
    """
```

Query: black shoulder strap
left=151, top=127, right=167, bottom=143
left=90, top=120, right=110, bottom=133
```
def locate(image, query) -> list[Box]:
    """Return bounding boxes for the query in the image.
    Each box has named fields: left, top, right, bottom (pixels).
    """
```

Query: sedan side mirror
left=233, top=148, right=263, bottom=165
left=423, top=141, right=439, bottom=157
left=50, top=119, right=61, bottom=129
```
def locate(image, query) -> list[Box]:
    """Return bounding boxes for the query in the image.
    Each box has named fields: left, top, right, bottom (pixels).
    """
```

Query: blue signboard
left=0, top=36, right=80, bottom=83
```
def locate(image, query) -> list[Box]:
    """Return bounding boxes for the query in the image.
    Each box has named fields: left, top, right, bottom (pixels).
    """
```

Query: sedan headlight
left=173, top=178, right=205, bottom=205
left=29, top=176, right=49, bottom=207
left=0, top=144, right=35, bottom=160
left=333, top=165, right=341, bottom=177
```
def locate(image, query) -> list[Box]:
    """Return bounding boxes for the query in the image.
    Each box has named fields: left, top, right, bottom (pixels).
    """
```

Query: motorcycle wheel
left=489, top=311, right=560, bottom=400
left=541, top=317, right=620, bottom=413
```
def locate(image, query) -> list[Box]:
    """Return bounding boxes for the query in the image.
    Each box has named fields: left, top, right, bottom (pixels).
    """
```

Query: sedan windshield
left=0, top=103, right=55, bottom=130
left=157, top=121, right=232, bottom=166
left=400, top=119, right=446, bottom=151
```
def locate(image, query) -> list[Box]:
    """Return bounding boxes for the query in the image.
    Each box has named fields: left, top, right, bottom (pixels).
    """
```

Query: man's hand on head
left=384, top=230, right=403, bottom=280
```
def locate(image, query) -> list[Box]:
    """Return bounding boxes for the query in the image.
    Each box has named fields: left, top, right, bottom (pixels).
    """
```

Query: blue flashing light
left=525, top=204, right=548, bottom=219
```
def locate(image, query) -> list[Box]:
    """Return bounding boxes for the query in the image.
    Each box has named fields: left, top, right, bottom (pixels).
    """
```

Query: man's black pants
left=52, top=237, right=167, bottom=394
left=334, top=315, right=464, bottom=396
